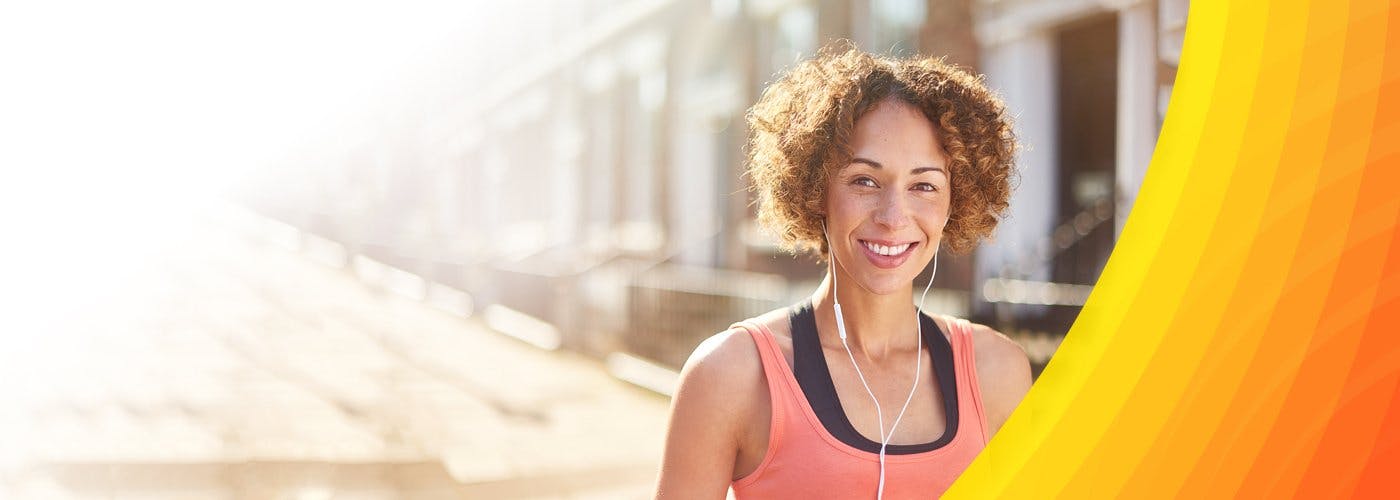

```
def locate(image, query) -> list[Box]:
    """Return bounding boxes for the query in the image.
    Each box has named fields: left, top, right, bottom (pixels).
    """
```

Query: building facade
left=246, top=0, right=1190, bottom=372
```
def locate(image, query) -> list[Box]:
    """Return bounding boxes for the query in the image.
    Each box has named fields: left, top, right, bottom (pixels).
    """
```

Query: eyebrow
left=849, top=157, right=945, bottom=176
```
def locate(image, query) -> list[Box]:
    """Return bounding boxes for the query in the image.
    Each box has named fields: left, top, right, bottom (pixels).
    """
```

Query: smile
left=860, top=240, right=913, bottom=256
left=858, top=240, right=919, bottom=269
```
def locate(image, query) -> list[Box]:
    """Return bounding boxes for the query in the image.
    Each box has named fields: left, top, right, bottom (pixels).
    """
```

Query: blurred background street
left=0, top=205, right=669, bottom=499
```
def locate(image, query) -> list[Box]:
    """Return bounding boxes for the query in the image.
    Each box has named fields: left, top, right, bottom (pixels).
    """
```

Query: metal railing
left=624, top=264, right=792, bottom=369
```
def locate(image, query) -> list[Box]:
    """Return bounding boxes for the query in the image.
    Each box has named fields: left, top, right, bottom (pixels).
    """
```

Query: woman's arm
left=654, top=330, right=759, bottom=499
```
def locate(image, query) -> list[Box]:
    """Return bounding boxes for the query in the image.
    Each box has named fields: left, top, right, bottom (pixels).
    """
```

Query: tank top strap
left=946, top=317, right=991, bottom=445
left=727, top=320, right=790, bottom=474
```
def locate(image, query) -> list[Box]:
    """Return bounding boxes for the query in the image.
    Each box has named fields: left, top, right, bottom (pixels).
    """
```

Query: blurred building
left=242, top=0, right=1189, bottom=375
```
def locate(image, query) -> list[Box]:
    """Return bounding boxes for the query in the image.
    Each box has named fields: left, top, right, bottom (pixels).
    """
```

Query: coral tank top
left=728, top=314, right=989, bottom=499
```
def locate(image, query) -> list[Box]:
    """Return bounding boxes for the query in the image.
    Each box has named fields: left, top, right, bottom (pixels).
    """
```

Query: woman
left=655, top=44, right=1032, bottom=499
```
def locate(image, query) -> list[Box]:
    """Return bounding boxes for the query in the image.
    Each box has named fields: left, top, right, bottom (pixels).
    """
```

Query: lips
left=857, top=239, right=919, bottom=269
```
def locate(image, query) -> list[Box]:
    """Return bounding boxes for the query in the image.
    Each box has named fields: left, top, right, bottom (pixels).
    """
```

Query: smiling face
left=824, top=97, right=951, bottom=295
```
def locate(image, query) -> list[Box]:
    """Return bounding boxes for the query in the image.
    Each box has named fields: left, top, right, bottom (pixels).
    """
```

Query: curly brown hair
left=744, top=42, right=1017, bottom=260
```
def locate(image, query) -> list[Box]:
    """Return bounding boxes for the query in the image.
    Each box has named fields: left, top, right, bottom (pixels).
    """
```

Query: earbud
left=822, top=222, right=839, bottom=336
left=822, top=221, right=849, bottom=341
left=833, top=303, right=847, bottom=341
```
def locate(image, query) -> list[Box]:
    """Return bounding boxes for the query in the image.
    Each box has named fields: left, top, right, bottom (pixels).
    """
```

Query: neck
left=811, top=271, right=922, bottom=362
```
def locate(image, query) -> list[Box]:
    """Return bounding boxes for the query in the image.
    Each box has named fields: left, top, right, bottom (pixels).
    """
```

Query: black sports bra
left=789, top=299, right=959, bottom=454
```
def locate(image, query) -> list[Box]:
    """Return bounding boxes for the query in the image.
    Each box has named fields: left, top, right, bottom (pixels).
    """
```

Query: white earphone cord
left=824, top=224, right=938, bottom=500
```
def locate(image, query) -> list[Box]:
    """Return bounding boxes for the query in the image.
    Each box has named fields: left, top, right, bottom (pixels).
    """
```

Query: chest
left=819, top=345, right=951, bottom=444
left=734, top=337, right=954, bottom=479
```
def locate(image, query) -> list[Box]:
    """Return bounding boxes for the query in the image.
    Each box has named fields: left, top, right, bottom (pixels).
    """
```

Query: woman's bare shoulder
left=966, top=323, right=1029, bottom=367
left=679, top=307, right=789, bottom=385
left=681, top=327, right=762, bottom=384
left=962, top=321, right=1033, bottom=435
left=672, top=306, right=793, bottom=418
left=658, top=324, right=771, bottom=496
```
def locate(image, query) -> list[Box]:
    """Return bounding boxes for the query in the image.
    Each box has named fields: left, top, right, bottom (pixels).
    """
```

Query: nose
left=872, top=190, right=912, bottom=230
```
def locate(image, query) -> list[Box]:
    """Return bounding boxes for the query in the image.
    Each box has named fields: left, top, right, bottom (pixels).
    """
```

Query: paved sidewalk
left=0, top=206, right=671, bottom=499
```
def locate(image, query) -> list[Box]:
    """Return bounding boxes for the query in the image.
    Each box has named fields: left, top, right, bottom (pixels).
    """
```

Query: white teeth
left=863, top=241, right=911, bottom=256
